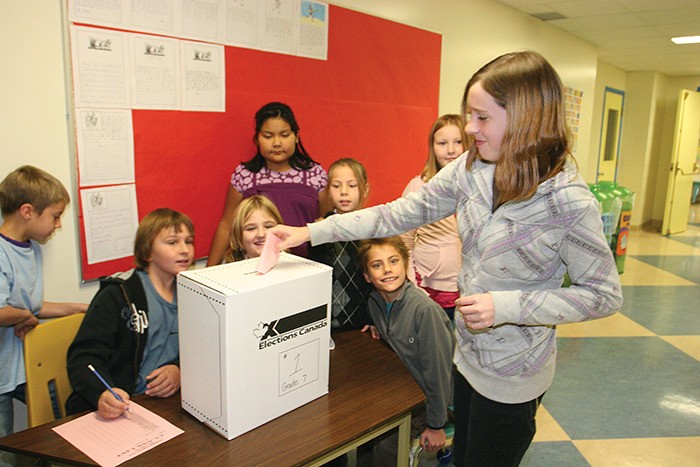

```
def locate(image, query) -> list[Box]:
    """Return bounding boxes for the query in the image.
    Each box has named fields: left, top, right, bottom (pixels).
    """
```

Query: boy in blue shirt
left=0, top=166, right=87, bottom=447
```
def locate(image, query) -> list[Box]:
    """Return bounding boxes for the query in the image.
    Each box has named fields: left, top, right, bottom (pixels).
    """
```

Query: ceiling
left=495, top=0, right=700, bottom=76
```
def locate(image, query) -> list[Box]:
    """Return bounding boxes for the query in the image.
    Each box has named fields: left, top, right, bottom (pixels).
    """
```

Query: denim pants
left=451, top=369, right=543, bottom=467
left=0, top=384, right=26, bottom=438
left=0, top=384, right=26, bottom=467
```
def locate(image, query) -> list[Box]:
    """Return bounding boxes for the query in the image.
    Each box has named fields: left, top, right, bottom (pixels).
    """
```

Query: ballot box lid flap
left=178, top=252, right=331, bottom=295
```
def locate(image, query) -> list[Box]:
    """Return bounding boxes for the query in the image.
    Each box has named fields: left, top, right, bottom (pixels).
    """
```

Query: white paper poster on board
left=68, top=0, right=125, bottom=28
left=263, top=0, right=295, bottom=54
left=70, top=25, right=131, bottom=108
left=224, top=0, right=263, bottom=48
left=297, top=1, right=328, bottom=60
left=76, top=108, right=135, bottom=186
left=181, top=0, right=225, bottom=43
left=130, top=34, right=181, bottom=110
left=131, top=0, right=176, bottom=35
left=180, top=41, right=225, bottom=112
left=80, top=185, right=139, bottom=264
left=69, top=0, right=178, bottom=39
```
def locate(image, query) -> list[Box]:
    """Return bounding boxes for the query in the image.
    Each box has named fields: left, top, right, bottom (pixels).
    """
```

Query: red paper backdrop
left=78, top=5, right=441, bottom=281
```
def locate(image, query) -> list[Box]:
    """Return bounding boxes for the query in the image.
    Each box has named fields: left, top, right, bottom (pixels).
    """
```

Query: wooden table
left=0, top=331, right=425, bottom=466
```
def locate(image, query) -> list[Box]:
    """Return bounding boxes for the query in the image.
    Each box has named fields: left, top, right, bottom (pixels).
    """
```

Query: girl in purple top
left=207, top=102, right=327, bottom=264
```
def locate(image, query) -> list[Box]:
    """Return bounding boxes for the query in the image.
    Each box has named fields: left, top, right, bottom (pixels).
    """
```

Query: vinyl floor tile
left=619, top=257, right=696, bottom=286
left=632, top=255, right=700, bottom=284
left=573, top=437, right=700, bottom=467
left=660, top=335, right=700, bottom=361
left=619, top=286, right=700, bottom=335
left=533, top=405, right=570, bottom=442
left=626, top=231, right=700, bottom=256
left=521, top=441, right=589, bottom=467
left=556, top=312, right=655, bottom=338
left=546, top=337, right=700, bottom=439
left=670, top=236, right=700, bottom=249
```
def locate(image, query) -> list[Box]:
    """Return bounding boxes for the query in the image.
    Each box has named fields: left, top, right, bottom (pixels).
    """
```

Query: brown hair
left=461, top=51, right=572, bottom=205
left=0, top=165, right=70, bottom=216
left=356, top=236, right=409, bottom=276
left=325, top=158, right=370, bottom=205
left=134, top=208, right=194, bottom=269
left=421, top=114, right=468, bottom=182
left=224, top=195, right=283, bottom=262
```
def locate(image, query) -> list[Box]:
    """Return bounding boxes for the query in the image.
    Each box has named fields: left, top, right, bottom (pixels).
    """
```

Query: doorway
left=596, top=87, right=624, bottom=182
left=661, top=89, right=700, bottom=235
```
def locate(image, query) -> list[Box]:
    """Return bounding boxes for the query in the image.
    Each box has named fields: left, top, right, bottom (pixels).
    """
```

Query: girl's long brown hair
left=461, top=51, right=572, bottom=205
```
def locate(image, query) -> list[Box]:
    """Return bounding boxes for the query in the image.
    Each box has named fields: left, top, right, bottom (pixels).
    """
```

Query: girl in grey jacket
left=271, top=51, right=623, bottom=466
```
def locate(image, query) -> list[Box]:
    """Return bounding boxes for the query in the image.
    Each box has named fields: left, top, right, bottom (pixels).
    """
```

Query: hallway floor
left=520, top=210, right=700, bottom=466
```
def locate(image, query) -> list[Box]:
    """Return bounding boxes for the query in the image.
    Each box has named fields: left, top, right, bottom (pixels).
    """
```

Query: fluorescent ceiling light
left=671, top=35, right=700, bottom=44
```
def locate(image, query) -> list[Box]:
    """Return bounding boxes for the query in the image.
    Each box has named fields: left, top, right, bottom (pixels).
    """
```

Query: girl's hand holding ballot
left=269, top=225, right=310, bottom=252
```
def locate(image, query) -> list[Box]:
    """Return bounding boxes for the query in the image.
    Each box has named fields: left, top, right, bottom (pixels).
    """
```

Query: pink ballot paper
left=256, top=232, right=282, bottom=274
left=52, top=401, right=183, bottom=467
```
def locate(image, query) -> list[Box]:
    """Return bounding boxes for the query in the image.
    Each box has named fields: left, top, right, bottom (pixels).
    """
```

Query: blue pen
left=88, top=364, right=132, bottom=414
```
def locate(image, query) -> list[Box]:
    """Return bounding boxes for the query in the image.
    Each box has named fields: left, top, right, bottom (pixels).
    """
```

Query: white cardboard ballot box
left=177, top=253, right=332, bottom=440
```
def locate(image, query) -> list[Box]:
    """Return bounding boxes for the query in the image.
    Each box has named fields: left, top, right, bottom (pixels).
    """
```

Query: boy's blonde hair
left=357, top=237, right=409, bottom=276
left=134, top=208, right=195, bottom=269
left=224, top=195, right=283, bottom=262
left=0, top=165, right=70, bottom=216
left=325, top=158, right=370, bottom=205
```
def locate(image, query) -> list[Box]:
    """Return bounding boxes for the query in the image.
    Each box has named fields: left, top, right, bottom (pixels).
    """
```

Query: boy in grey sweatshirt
left=358, top=237, right=453, bottom=457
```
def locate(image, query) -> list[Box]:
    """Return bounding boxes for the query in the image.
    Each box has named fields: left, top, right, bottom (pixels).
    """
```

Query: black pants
left=452, top=369, right=543, bottom=467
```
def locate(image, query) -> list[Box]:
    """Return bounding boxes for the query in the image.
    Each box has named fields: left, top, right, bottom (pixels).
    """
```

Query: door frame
left=596, top=87, right=625, bottom=182
left=661, top=89, right=700, bottom=235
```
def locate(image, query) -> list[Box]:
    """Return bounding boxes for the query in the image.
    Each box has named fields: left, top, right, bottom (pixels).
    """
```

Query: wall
left=1, top=0, right=84, bottom=301
left=617, top=71, right=661, bottom=226
left=651, top=76, right=700, bottom=223
left=588, top=60, right=627, bottom=180
left=652, top=73, right=674, bottom=224
left=612, top=72, right=700, bottom=227
left=330, top=0, right=600, bottom=178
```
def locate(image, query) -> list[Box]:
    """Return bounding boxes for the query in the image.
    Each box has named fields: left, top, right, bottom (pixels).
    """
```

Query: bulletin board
left=72, top=5, right=442, bottom=281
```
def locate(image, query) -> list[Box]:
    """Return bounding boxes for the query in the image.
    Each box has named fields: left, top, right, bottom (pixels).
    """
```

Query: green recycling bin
left=590, top=182, right=622, bottom=247
left=564, top=182, right=634, bottom=286
left=610, top=184, right=635, bottom=274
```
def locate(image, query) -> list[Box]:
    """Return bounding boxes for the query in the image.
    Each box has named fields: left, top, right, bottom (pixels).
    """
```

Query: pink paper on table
left=256, top=232, right=282, bottom=274
left=52, top=401, right=183, bottom=467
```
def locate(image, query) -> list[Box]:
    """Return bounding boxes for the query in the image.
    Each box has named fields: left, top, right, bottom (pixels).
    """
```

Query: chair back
left=23, top=313, right=84, bottom=427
